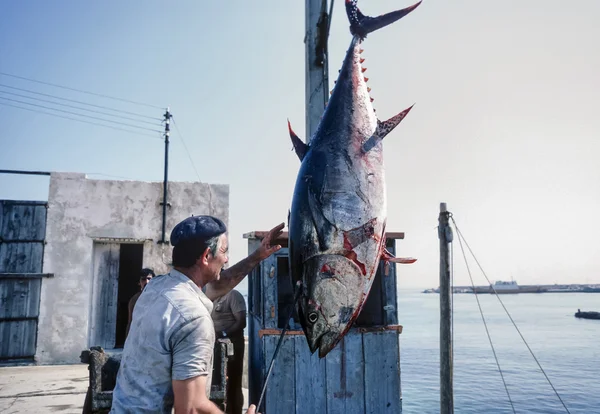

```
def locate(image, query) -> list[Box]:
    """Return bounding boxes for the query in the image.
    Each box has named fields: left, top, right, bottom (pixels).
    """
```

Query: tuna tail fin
left=345, top=0, right=422, bottom=39
left=362, top=104, right=414, bottom=153
left=288, top=119, right=308, bottom=161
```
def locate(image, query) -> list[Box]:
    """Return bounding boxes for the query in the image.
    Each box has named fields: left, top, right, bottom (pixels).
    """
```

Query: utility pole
left=160, top=107, right=172, bottom=244
left=305, top=0, right=331, bottom=143
left=438, top=202, right=454, bottom=414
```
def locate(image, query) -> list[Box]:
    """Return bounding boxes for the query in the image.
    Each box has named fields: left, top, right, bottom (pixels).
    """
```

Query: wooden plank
left=0, top=204, right=46, bottom=241
left=364, top=331, right=401, bottom=413
left=382, top=238, right=398, bottom=325
left=0, top=242, right=44, bottom=273
left=295, top=336, right=326, bottom=413
left=0, top=319, right=37, bottom=359
left=90, top=243, right=120, bottom=349
left=0, top=273, right=54, bottom=279
left=103, top=245, right=119, bottom=349
left=243, top=230, right=403, bottom=244
left=264, top=335, right=295, bottom=414
left=0, top=278, right=41, bottom=319
left=262, top=255, right=277, bottom=329
left=326, top=332, right=365, bottom=414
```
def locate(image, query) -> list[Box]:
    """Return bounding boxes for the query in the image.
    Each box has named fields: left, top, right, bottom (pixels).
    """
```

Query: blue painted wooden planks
left=295, top=335, right=327, bottom=413
left=326, top=331, right=366, bottom=414
left=264, top=335, right=296, bottom=414
left=364, top=331, right=401, bottom=413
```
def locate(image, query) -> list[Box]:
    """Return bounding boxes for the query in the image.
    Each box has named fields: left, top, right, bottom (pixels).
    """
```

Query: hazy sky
left=1, top=0, right=599, bottom=288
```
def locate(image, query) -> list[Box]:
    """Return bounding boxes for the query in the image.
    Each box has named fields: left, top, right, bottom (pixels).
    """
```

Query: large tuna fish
left=287, top=0, right=420, bottom=358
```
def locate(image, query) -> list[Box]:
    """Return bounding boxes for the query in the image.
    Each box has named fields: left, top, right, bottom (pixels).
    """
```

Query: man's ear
left=200, top=247, right=212, bottom=265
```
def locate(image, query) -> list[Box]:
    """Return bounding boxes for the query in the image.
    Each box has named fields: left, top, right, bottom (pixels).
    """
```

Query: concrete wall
left=36, top=172, right=229, bottom=364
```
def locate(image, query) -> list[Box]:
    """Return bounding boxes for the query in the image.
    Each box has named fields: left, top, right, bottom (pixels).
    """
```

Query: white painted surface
left=37, top=172, right=229, bottom=364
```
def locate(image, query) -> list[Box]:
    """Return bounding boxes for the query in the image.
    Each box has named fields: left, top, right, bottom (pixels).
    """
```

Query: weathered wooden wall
left=246, top=234, right=404, bottom=413
left=0, top=200, right=51, bottom=360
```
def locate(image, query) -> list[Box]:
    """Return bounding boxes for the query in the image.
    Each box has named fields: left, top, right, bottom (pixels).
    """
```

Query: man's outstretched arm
left=204, top=223, right=284, bottom=301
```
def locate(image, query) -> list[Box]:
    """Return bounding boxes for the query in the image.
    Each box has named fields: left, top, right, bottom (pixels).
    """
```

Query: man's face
left=207, top=234, right=229, bottom=281
left=139, top=274, right=153, bottom=289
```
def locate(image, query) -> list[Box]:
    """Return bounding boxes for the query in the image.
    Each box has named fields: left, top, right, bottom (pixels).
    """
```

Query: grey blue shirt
left=110, top=270, right=215, bottom=413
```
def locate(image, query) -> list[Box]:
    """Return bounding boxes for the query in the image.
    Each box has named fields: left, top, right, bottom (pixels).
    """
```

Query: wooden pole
left=438, top=202, right=454, bottom=414
left=305, top=0, right=330, bottom=143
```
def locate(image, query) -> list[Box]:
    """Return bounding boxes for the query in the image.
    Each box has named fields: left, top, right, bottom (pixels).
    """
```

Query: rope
left=451, top=217, right=571, bottom=414
left=257, top=281, right=303, bottom=412
left=452, top=218, right=516, bottom=414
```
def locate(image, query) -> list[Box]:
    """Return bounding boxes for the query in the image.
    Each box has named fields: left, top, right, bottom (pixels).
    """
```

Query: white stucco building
left=35, top=172, right=228, bottom=364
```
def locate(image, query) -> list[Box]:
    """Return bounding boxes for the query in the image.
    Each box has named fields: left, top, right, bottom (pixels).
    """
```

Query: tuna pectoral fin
left=288, top=120, right=308, bottom=161
left=382, top=247, right=417, bottom=264
left=308, top=189, right=336, bottom=251
left=346, top=0, right=422, bottom=39
left=362, top=105, right=414, bottom=153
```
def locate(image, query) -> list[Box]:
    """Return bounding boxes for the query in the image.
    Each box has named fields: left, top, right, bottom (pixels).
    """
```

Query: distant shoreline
left=422, top=283, right=600, bottom=294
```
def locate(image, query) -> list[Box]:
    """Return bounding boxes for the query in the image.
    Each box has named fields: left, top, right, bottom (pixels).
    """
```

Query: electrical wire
left=0, top=90, right=161, bottom=127
left=0, top=96, right=162, bottom=133
left=0, top=101, right=162, bottom=139
left=0, top=83, right=160, bottom=121
left=0, top=71, right=162, bottom=109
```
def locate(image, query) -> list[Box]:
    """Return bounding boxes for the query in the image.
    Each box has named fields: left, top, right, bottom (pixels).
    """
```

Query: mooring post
left=439, top=202, right=454, bottom=413
left=305, top=0, right=330, bottom=143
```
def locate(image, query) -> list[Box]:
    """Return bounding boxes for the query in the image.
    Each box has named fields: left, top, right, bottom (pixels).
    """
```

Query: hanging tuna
left=287, top=0, right=420, bottom=358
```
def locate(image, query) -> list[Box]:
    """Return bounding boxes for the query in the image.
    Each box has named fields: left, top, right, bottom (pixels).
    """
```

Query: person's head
left=139, top=268, right=155, bottom=290
left=170, top=215, right=229, bottom=287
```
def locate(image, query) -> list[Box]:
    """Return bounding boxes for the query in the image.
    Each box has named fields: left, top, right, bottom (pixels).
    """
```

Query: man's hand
left=247, top=404, right=260, bottom=414
left=254, top=222, right=284, bottom=261
left=205, top=222, right=285, bottom=301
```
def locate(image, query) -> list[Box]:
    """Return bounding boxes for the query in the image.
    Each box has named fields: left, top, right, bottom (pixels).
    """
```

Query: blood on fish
left=345, top=250, right=367, bottom=275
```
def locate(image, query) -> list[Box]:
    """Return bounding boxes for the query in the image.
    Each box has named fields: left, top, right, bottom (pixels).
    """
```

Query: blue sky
left=2, top=0, right=600, bottom=288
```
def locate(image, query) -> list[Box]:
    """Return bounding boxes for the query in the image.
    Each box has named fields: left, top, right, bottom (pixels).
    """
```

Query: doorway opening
left=90, top=242, right=144, bottom=350
left=115, top=244, right=144, bottom=348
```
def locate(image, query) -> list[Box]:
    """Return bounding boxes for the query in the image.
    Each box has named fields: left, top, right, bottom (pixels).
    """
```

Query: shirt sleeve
left=170, top=315, right=215, bottom=381
left=229, top=290, right=247, bottom=315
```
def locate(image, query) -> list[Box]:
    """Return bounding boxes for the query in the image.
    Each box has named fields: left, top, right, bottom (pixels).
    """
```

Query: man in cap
left=111, top=215, right=283, bottom=414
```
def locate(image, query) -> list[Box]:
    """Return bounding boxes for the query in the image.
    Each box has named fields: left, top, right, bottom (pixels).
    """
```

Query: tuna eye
left=308, top=312, right=319, bottom=324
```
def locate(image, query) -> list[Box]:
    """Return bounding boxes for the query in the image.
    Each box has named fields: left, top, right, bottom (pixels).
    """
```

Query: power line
left=0, top=83, right=160, bottom=121
left=0, top=71, right=163, bottom=110
left=0, top=101, right=162, bottom=139
left=0, top=90, right=161, bottom=127
left=172, top=116, right=202, bottom=182
left=0, top=96, right=162, bottom=133
left=172, top=115, right=217, bottom=215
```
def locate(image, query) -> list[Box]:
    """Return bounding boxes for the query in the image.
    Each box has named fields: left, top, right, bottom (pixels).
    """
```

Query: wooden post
left=438, top=202, right=454, bottom=414
left=305, top=0, right=330, bottom=143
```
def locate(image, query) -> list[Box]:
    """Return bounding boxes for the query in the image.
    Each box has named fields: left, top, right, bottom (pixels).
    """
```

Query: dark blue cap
left=170, top=215, right=227, bottom=247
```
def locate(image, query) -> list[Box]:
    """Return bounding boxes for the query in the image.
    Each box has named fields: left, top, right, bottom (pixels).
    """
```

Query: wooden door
left=89, top=243, right=120, bottom=349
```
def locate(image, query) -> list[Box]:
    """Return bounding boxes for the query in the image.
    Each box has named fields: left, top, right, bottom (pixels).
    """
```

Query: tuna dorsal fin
left=346, top=0, right=422, bottom=39
left=362, top=104, right=414, bottom=153
left=288, top=120, right=308, bottom=161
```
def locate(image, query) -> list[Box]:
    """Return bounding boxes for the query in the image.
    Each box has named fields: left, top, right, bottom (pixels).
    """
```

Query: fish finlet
left=361, top=67, right=367, bottom=73
left=360, top=58, right=365, bottom=63
left=367, top=87, right=371, bottom=92
left=364, top=77, right=369, bottom=82
left=370, top=97, right=374, bottom=102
